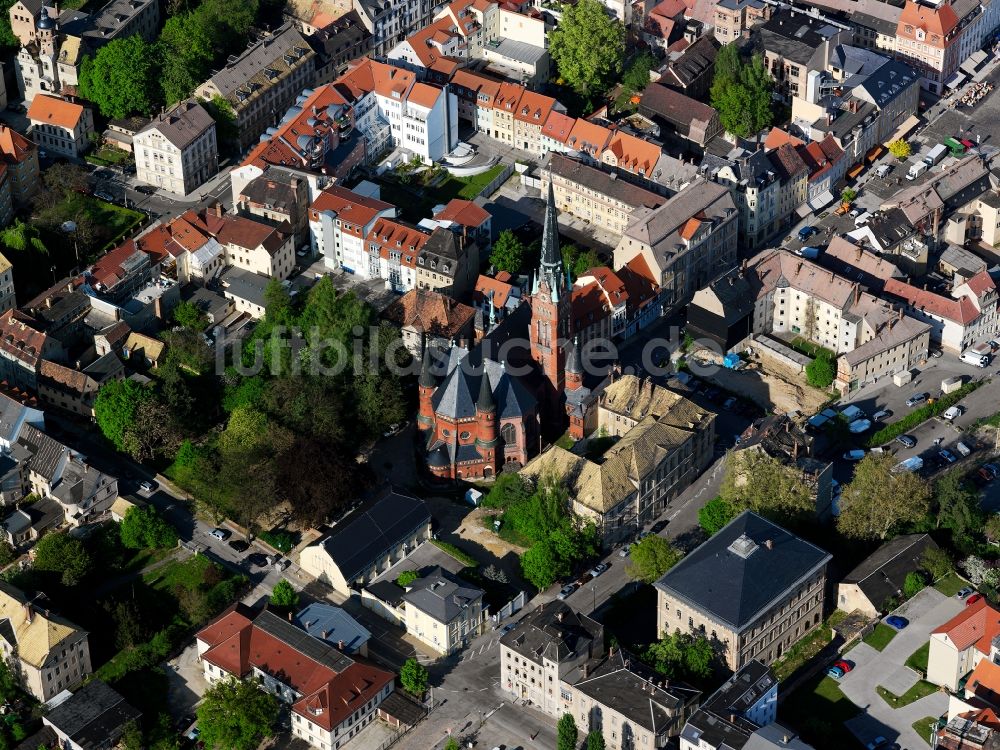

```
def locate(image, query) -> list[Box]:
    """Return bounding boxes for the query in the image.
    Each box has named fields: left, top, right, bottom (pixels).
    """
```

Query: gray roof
left=855, top=59, right=920, bottom=109
left=840, top=533, right=938, bottom=609
left=139, top=100, right=215, bottom=150
left=488, top=37, right=546, bottom=65
left=17, top=423, right=69, bottom=483
left=252, top=608, right=355, bottom=672
left=759, top=11, right=844, bottom=65
left=402, top=566, right=484, bottom=623
left=44, top=680, right=140, bottom=750
left=0, top=393, right=43, bottom=447
left=239, top=167, right=302, bottom=210
left=680, top=660, right=775, bottom=750
left=200, top=23, right=311, bottom=101
left=654, top=511, right=831, bottom=632
left=640, top=84, right=718, bottom=131
left=548, top=154, right=665, bottom=210
left=500, top=601, right=602, bottom=666
left=187, top=286, right=231, bottom=323
left=430, top=345, right=536, bottom=421
left=82, top=0, right=156, bottom=41
left=660, top=35, right=720, bottom=89
left=418, top=228, right=463, bottom=275
left=312, top=486, right=430, bottom=582
left=745, top=724, right=816, bottom=750
left=940, top=243, right=988, bottom=277
left=293, top=603, right=371, bottom=652
left=574, top=650, right=700, bottom=736
left=50, top=455, right=115, bottom=511
left=220, top=266, right=270, bottom=308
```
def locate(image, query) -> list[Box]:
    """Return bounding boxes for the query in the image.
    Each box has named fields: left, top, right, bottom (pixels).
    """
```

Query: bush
left=867, top=381, right=983, bottom=447
left=806, top=354, right=835, bottom=389
left=399, top=657, right=428, bottom=696
left=429, top=539, right=478, bottom=567
left=904, top=571, right=927, bottom=598
left=258, top=529, right=296, bottom=552
left=396, top=570, right=419, bottom=587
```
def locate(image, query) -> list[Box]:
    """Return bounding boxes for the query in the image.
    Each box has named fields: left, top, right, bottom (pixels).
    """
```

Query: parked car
left=588, top=562, right=609, bottom=577
left=980, top=464, right=999, bottom=481
left=247, top=553, right=268, bottom=567
left=138, top=480, right=155, bottom=494
left=826, top=665, right=845, bottom=679
left=848, top=419, right=872, bottom=434
left=957, top=587, right=974, bottom=599
left=989, top=340, right=1000, bottom=351
left=557, top=584, right=577, bottom=601
left=651, top=520, right=669, bottom=534
left=872, top=409, right=892, bottom=420
left=833, top=659, right=853, bottom=673
left=895, top=434, right=917, bottom=448
left=886, top=616, right=908, bottom=630
left=228, top=539, right=250, bottom=554
left=619, top=545, right=631, bottom=558
left=723, top=397, right=738, bottom=410
left=906, top=392, right=929, bottom=407
left=930, top=348, right=943, bottom=358
left=576, top=572, right=593, bottom=586
left=798, top=226, right=818, bottom=241
left=939, top=449, right=957, bottom=463
left=94, top=191, right=115, bottom=202
left=866, top=737, right=888, bottom=750
left=209, top=528, right=230, bottom=541
left=843, top=449, right=867, bottom=461
left=500, top=622, right=517, bottom=634
left=967, top=594, right=983, bottom=606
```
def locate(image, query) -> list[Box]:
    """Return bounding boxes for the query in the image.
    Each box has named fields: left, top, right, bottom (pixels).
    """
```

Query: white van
left=874, top=164, right=891, bottom=179
left=961, top=350, right=990, bottom=367
left=942, top=406, right=963, bottom=421
left=907, top=162, right=929, bottom=180
left=854, top=211, right=872, bottom=228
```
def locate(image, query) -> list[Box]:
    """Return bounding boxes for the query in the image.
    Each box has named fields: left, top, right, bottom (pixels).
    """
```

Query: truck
left=944, top=137, right=965, bottom=156
left=961, top=350, right=990, bottom=367
left=907, top=162, right=929, bottom=180
left=924, top=144, right=948, bottom=166
left=894, top=456, right=924, bottom=473
left=795, top=246, right=821, bottom=259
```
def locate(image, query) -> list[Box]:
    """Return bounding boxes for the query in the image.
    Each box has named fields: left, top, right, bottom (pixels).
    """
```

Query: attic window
left=728, top=533, right=759, bottom=559
left=308, top=706, right=325, bottom=716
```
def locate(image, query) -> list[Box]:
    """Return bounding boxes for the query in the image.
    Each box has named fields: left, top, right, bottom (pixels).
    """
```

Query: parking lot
left=840, top=588, right=963, bottom=749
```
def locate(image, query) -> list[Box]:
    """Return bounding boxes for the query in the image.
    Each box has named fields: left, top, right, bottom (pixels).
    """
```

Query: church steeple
left=535, top=172, right=565, bottom=302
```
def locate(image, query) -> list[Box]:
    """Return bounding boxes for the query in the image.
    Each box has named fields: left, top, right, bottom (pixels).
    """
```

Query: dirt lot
left=692, top=347, right=830, bottom=415
left=457, top=506, right=528, bottom=558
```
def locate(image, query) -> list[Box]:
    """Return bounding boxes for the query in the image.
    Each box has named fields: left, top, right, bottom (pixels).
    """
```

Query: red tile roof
left=513, top=90, right=558, bottom=126
left=310, top=185, right=396, bottom=236
left=884, top=278, right=981, bottom=325
left=764, top=128, right=804, bottom=150
left=897, top=0, right=957, bottom=46
left=0, top=310, right=48, bottom=368
left=27, top=94, right=84, bottom=131
left=618, top=254, right=659, bottom=311
left=541, top=111, right=576, bottom=144
left=217, top=215, right=288, bottom=256
left=604, top=131, right=660, bottom=176
left=932, top=599, right=1000, bottom=654
left=381, top=288, right=475, bottom=336
left=0, top=126, right=35, bottom=163
left=963, top=269, right=996, bottom=298
left=967, top=657, right=1000, bottom=703
left=475, top=274, right=514, bottom=309
left=434, top=199, right=490, bottom=228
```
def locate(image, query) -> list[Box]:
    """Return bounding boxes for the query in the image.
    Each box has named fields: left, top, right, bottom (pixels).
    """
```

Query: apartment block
left=0, top=125, right=39, bottom=205
left=134, top=101, right=217, bottom=197
left=309, top=184, right=398, bottom=273
left=26, top=94, right=93, bottom=158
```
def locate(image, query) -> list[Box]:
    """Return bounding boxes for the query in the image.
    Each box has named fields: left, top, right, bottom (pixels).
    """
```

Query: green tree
left=0, top=540, right=13, bottom=567
left=521, top=540, right=561, bottom=589
left=840, top=188, right=858, bottom=204
left=399, top=657, right=429, bottom=697
left=904, top=571, right=927, bottom=598
left=0, top=0, right=19, bottom=50
left=699, top=496, right=735, bottom=535
left=837, top=454, right=932, bottom=540
left=0, top=219, right=47, bottom=254
left=269, top=579, right=299, bottom=610
left=710, top=51, right=774, bottom=140
left=120, top=506, right=178, bottom=550
left=489, top=230, right=525, bottom=274
left=196, top=677, right=279, bottom=750
left=720, top=450, right=814, bottom=520
left=562, top=245, right=601, bottom=280
left=621, top=52, right=657, bottom=93
left=644, top=630, right=714, bottom=681
left=557, top=713, right=578, bottom=750
left=95, top=379, right=153, bottom=452
left=79, top=36, right=160, bottom=119
left=587, top=731, right=606, bottom=750
left=921, top=545, right=953, bottom=580
left=986, top=515, right=1000, bottom=545
left=158, top=10, right=215, bottom=104
left=626, top=535, right=683, bottom=583
left=173, top=300, right=208, bottom=332
left=483, top=472, right=533, bottom=509
left=549, top=0, right=625, bottom=98
left=888, top=139, right=912, bottom=160
left=33, top=533, right=92, bottom=586
left=396, top=570, right=419, bottom=587
left=935, top=471, right=983, bottom=538
left=805, top=353, right=835, bottom=388
left=444, top=740, right=460, bottom=750
left=203, top=95, right=238, bottom=152
left=121, top=720, right=143, bottom=750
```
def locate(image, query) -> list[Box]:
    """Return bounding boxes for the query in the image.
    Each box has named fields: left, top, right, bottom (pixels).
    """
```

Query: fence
left=476, top=162, right=514, bottom=199
left=492, top=590, right=527, bottom=624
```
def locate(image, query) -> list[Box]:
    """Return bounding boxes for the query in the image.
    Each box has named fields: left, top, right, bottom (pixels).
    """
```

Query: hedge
left=429, top=539, right=479, bottom=567
left=866, top=380, right=984, bottom=447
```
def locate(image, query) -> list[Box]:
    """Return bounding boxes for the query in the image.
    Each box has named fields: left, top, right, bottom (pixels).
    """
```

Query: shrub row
left=866, top=380, right=984, bottom=447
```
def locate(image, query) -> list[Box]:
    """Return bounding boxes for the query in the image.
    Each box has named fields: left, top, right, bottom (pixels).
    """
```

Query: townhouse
left=37, top=355, right=124, bottom=417
left=657, top=35, right=721, bottom=100
left=381, top=287, right=476, bottom=357
left=0, top=309, right=64, bottom=390
left=364, top=218, right=429, bottom=292
left=196, top=604, right=396, bottom=750
left=26, top=94, right=93, bottom=158
left=194, top=24, right=316, bottom=151
left=415, top=227, right=478, bottom=298
left=236, top=166, right=311, bottom=245
left=712, top=151, right=780, bottom=251
left=134, top=101, right=218, bottom=197
left=310, top=12, right=374, bottom=85
left=0, top=254, right=13, bottom=316
left=0, top=580, right=92, bottom=701
left=679, top=661, right=777, bottom=750
left=0, top=125, right=39, bottom=205
left=431, top=198, right=491, bottom=252
left=309, top=184, right=398, bottom=273
left=656, top=511, right=831, bottom=670
left=759, top=10, right=849, bottom=102
left=614, top=181, right=739, bottom=315
left=713, top=0, right=770, bottom=43
left=928, top=599, right=1000, bottom=691
left=499, top=601, right=702, bottom=747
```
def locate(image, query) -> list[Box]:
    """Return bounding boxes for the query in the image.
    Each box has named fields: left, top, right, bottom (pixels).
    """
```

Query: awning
left=808, top=189, right=836, bottom=212
left=945, top=70, right=968, bottom=90
left=796, top=203, right=814, bottom=218
left=865, top=145, right=885, bottom=163
left=847, top=163, right=865, bottom=179
left=885, top=115, right=920, bottom=146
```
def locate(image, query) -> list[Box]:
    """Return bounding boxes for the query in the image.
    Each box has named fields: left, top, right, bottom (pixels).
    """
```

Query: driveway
left=839, top=588, right=964, bottom=749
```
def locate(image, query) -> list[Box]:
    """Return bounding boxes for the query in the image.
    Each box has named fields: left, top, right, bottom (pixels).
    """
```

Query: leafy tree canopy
left=550, top=0, right=625, bottom=98
left=805, top=353, right=835, bottom=389
left=33, top=533, right=93, bottom=586
left=699, top=496, right=735, bottom=535
left=490, top=230, right=525, bottom=274
left=720, top=450, right=813, bottom=522
left=837, top=453, right=932, bottom=540
left=79, top=36, right=160, bottom=119
left=889, top=139, right=911, bottom=160
left=921, top=545, right=953, bottom=580
left=269, top=579, right=299, bottom=609
left=120, top=506, right=178, bottom=550
left=710, top=47, right=774, bottom=140
left=95, top=379, right=154, bottom=452
left=626, top=535, right=683, bottom=583
left=399, top=657, right=429, bottom=696
left=587, top=731, right=606, bottom=750
left=196, top=677, right=279, bottom=750
left=644, top=630, right=715, bottom=682
left=173, top=300, right=208, bottom=332
left=557, top=713, right=578, bottom=750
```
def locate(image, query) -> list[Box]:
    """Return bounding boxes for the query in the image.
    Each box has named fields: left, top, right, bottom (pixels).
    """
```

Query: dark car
left=886, top=615, right=908, bottom=630
left=135, top=185, right=157, bottom=194
left=247, top=553, right=268, bottom=567
left=651, top=520, right=669, bottom=534
left=228, top=539, right=250, bottom=554
left=895, top=434, right=917, bottom=449
left=798, top=226, right=818, bottom=241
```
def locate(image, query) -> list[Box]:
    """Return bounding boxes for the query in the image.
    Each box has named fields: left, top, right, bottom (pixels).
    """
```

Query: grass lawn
left=86, top=146, right=134, bottom=166
left=934, top=571, right=968, bottom=597
left=827, top=610, right=849, bottom=629
left=375, top=164, right=507, bottom=222
left=911, top=717, right=937, bottom=746
left=876, top=680, right=938, bottom=708
left=144, top=554, right=214, bottom=591
left=905, top=642, right=930, bottom=674
left=781, top=675, right=861, bottom=750
left=774, top=622, right=833, bottom=681
left=789, top=336, right=836, bottom=360
left=863, top=623, right=898, bottom=651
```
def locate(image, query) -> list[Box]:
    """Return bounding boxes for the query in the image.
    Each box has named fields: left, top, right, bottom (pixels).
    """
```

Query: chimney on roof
left=321, top=630, right=329, bottom=639
left=765, top=538, right=773, bottom=550
left=23, top=603, right=31, bottom=624
left=338, top=639, right=346, bottom=650
left=45, top=297, right=52, bottom=309
left=557, top=611, right=564, bottom=622
left=730, top=713, right=737, bottom=724
left=215, top=203, right=223, bottom=218
left=288, top=611, right=293, bottom=621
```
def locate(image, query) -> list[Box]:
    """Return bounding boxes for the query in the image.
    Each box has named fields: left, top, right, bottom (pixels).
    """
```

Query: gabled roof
left=433, top=198, right=490, bottom=228
left=883, top=278, right=981, bottom=325
left=541, top=111, right=576, bottom=144
left=840, top=534, right=938, bottom=609
left=0, top=126, right=35, bottom=164
left=381, top=288, right=475, bottom=339
left=654, top=511, right=831, bottom=631
left=967, top=658, right=1000, bottom=704
left=933, top=599, right=1000, bottom=654
left=310, top=185, right=395, bottom=230
left=27, top=95, right=84, bottom=131
left=431, top=347, right=536, bottom=421
left=138, top=100, right=214, bottom=150
left=44, top=680, right=140, bottom=750
left=310, top=486, right=430, bottom=581
left=0, top=579, right=86, bottom=668
left=897, top=0, right=957, bottom=44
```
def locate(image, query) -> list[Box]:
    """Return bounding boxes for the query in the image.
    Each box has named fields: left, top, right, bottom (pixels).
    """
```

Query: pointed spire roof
left=537, top=169, right=565, bottom=300
left=476, top=367, right=495, bottom=412
left=566, top=336, right=582, bottom=375
left=419, top=346, right=437, bottom=388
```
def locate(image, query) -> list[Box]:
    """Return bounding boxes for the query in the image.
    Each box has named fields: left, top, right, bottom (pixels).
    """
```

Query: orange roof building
left=27, top=95, right=93, bottom=159
left=929, top=599, right=1000, bottom=691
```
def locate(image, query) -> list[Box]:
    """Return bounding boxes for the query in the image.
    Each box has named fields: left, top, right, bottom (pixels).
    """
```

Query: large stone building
left=679, top=660, right=778, bottom=750
left=26, top=94, right=93, bottom=158
left=134, top=101, right=218, bottom=197
left=614, top=181, right=739, bottom=316
left=655, top=511, right=831, bottom=670
left=194, top=24, right=316, bottom=151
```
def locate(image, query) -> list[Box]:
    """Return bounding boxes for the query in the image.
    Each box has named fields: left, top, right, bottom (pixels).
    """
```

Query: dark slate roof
left=44, top=680, right=141, bottom=750
left=366, top=579, right=406, bottom=607
left=856, top=58, right=919, bottom=109
left=679, top=660, right=776, bottom=750
left=759, top=11, right=843, bottom=65
left=640, top=84, right=718, bottom=130
left=313, top=486, right=430, bottom=582
left=430, top=346, right=536, bottom=421
left=402, top=566, right=484, bottom=623
left=574, top=650, right=700, bottom=736
left=696, top=267, right=757, bottom=325
left=660, top=35, right=720, bottom=89
left=17, top=424, right=69, bottom=483
left=654, top=511, right=831, bottom=632
left=500, top=601, right=602, bottom=666
left=294, top=603, right=371, bottom=653
left=841, top=533, right=938, bottom=609
left=239, top=166, right=302, bottom=211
